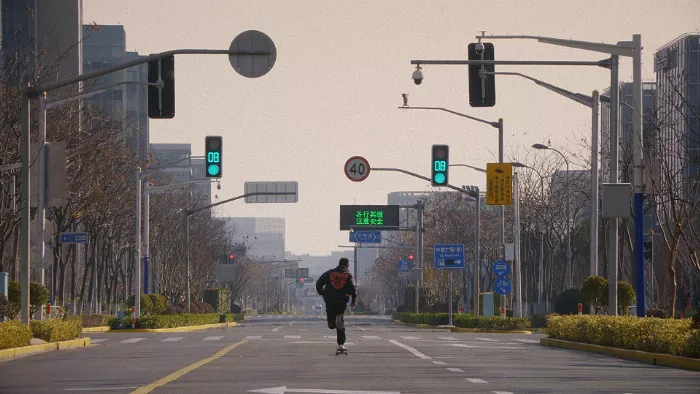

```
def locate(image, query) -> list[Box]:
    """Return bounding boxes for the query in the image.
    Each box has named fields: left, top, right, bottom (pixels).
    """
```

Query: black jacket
left=316, top=266, right=357, bottom=305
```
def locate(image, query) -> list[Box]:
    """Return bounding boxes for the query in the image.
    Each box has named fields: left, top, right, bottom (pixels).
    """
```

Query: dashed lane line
left=244, top=336, right=262, bottom=340
left=388, top=340, right=432, bottom=360
left=203, top=336, right=223, bottom=341
left=432, top=361, right=446, bottom=365
left=284, top=335, right=301, bottom=339
left=475, top=338, right=500, bottom=342
left=447, top=368, right=464, bottom=372
left=438, top=336, right=457, bottom=341
left=120, top=338, right=146, bottom=344
left=466, top=378, right=488, bottom=384
left=161, top=337, right=184, bottom=342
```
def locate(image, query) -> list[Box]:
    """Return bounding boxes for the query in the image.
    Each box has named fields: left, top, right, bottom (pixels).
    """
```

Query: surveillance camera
left=412, top=67, right=423, bottom=85
left=475, top=42, right=485, bottom=55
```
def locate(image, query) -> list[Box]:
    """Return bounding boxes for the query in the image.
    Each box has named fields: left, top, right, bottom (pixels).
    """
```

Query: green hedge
left=30, top=319, right=82, bottom=342
left=148, top=294, right=169, bottom=315
left=204, top=288, right=231, bottom=314
left=392, top=312, right=531, bottom=330
left=126, top=294, right=153, bottom=315
left=547, top=315, right=700, bottom=358
left=65, top=314, right=113, bottom=327
left=0, top=321, right=32, bottom=349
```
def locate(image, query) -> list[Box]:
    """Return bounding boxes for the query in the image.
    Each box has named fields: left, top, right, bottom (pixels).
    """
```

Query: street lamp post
left=475, top=32, right=644, bottom=317
left=400, top=99, right=505, bottom=315
left=533, top=144, right=571, bottom=290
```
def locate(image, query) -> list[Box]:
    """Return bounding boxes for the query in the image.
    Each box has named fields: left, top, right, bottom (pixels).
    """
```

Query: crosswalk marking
left=516, top=338, right=539, bottom=343
left=432, top=361, right=446, bottom=365
left=362, top=336, right=381, bottom=339
left=203, top=336, right=223, bottom=341
left=447, top=368, right=464, bottom=372
left=401, top=336, right=419, bottom=340
left=323, top=335, right=336, bottom=339
left=492, top=391, right=514, bottom=394
left=284, top=335, right=301, bottom=339
left=466, top=378, right=487, bottom=384
left=120, top=338, right=146, bottom=344
left=244, top=336, right=263, bottom=340
left=90, top=339, right=107, bottom=343
left=161, top=337, right=184, bottom=342
left=452, top=344, right=473, bottom=348
left=475, top=338, right=499, bottom=342
left=438, top=336, right=457, bottom=341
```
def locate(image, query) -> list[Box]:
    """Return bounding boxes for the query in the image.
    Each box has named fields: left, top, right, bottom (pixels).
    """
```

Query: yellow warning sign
left=486, top=163, right=513, bottom=205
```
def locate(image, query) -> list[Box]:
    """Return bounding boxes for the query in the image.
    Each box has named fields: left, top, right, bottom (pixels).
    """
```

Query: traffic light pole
left=19, top=47, right=272, bottom=324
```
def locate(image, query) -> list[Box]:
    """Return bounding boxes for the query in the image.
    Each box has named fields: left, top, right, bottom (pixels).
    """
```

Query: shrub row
left=64, top=314, right=113, bottom=327
left=547, top=315, right=700, bottom=358
left=29, top=319, right=82, bottom=342
left=109, top=312, right=242, bottom=330
left=0, top=321, right=33, bottom=349
left=392, top=312, right=531, bottom=330
left=204, top=288, right=231, bottom=314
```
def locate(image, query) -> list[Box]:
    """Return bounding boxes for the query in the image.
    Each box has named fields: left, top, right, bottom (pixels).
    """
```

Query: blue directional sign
left=398, top=258, right=411, bottom=273
left=493, top=260, right=510, bottom=277
left=59, top=232, right=88, bottom=244
left=349, top=230, right=382, bottom=244
left=494, top=277, right=512, bottom=295
left=434, top=244, right=465, bottom=269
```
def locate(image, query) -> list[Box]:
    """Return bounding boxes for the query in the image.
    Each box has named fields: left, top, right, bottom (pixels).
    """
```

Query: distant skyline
left=83, top=1, right=699, bottom=255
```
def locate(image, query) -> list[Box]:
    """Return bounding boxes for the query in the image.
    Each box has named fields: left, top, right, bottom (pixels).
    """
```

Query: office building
left=224, top=217, right=285, bottom=262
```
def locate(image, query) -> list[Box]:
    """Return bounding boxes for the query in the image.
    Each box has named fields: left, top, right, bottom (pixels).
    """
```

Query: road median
left=393, top=319, right=531, bottom=334
left=0, top=338, right=91, bottom=361
left=540, top=337, right=700, bottom=371
left=105, top=322, right=235, bottom=333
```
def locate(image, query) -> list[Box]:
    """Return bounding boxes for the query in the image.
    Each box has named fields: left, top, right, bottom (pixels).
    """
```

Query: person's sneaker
left=337, top=344, right=347, bottom=351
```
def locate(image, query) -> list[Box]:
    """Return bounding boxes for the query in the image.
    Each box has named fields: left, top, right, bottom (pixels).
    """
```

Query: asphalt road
left=0, top=314, right=698, bottom=393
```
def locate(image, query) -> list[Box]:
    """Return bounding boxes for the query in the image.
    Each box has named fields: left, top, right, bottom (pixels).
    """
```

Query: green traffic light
left=208, top=164, right=220, bottom=176
left=434, top=173, right=446, bottom=184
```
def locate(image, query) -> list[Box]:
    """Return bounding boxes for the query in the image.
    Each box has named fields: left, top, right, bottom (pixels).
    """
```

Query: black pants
left=325, top=302, right=346, bottom=345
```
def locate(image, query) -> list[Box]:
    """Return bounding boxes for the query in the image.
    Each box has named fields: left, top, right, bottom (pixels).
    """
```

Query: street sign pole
left=449, top=270, right=453, bottom=326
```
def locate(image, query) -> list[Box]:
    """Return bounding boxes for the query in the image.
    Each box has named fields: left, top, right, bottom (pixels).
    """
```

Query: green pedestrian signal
left=431, top=144, right=449, bottom=186
left=205, top=136, right=222, bottom=178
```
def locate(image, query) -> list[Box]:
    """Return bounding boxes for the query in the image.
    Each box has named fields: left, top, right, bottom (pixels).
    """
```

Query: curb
left=82, top=326, right=110, bottom=333
left=0, top=338, right=91, bottom=361
left=393, top=320, right=531, bottom=334
left=540, top=337, right=700, bottom=372
left=104, top=322, right=235, bottom=333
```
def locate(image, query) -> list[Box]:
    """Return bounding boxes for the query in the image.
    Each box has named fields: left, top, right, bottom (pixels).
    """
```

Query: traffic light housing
left=205, top=136, right=223, bottom=178
left=468, top=42, right=495, bottom=107
left=644, top=240, right=653, bottom=261
left=431, top=144, right=449, bottom=186
left=408, top=254, right=414, bottom=261
left=148, top=55, right=175, bottom=118
left=228, top=253, right=235, bottom=264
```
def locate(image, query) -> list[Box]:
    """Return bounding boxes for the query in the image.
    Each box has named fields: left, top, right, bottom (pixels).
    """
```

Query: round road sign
left=344, top=156, right=371, bottom=182
left=229, top=30, right=277, bottom=78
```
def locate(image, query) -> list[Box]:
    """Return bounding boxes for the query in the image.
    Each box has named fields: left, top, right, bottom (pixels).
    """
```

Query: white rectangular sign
left=244, top=181, right=298, bottom=203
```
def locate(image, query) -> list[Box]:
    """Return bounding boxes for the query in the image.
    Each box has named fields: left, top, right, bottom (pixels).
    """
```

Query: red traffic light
left=408, top=254, right=414, bottom=261
left=229, top=254, right=234, bottom=259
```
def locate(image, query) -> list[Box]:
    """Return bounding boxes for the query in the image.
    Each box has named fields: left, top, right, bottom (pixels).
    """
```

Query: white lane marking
left=447, top=368, right=464, bottom=372
left=90, top=339, right=107, bottom=343
left=475, top=337, right=499, bottom=342
left=400, top=336, right=419, bottom=340
left=432, top=361, right=446, bottom=365
left=493, top=391, right=514, bottom=394
left=120, top=338, right=146, bottom=344
left=438, top=336, right=457, bottom=341
left=324, top=335, right=336, bottom=339
left=466, top=378, right=488, bottom=384
left=451, top=343, right=523, bottom=349
left=362, top=336, right=381, bottom=339
left=284, top=335, right=301, bottom=339
left=161, top=337, right=184, bottom=342
left=64, top=387, right=139, bottom=391
left=244, top=336, right=263, bottom=340
left=516, top=338, right=539, bottom=343
left=388, top=339, right=432, bottom=360
left=203, top=336, right=223, bottom=341
left=272, top=326, right=282, bottom=332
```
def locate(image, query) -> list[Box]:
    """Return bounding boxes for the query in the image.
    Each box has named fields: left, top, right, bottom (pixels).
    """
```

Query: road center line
left=388, top=339, right=432, bottom=360
left=130, top=340, right=247, bottom=394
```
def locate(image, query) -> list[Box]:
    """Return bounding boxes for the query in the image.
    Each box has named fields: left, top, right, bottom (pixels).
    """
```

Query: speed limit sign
left=344, top=156, right=371, bottom=182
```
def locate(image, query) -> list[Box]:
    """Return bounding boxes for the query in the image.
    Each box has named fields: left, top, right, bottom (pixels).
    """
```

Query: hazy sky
left=84, top=1, right=699, bottom=255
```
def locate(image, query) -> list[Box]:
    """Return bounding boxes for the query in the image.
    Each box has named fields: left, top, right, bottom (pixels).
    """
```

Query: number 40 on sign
left=344, top=156, right=371, bottom=182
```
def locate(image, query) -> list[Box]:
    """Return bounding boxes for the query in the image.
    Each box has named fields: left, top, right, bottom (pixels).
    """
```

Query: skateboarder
left=316, top=257, right=357, bottom=354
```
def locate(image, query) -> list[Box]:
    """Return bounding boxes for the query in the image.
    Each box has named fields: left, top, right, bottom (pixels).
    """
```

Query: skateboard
left=335, top=347, right=348, bottom=355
